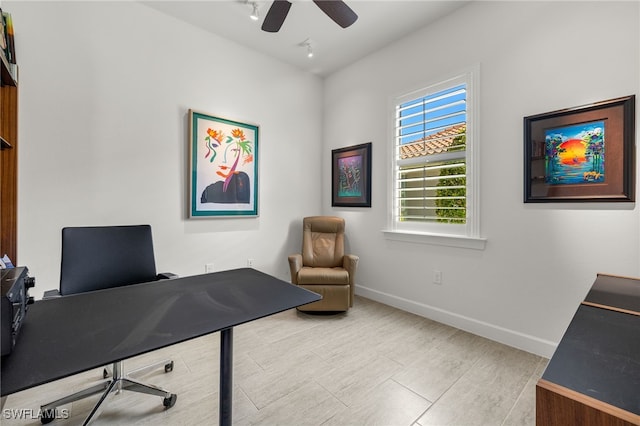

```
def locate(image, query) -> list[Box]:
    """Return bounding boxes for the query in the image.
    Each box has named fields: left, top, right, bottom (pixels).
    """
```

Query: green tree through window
left=436, top=129, right=466, bottom=223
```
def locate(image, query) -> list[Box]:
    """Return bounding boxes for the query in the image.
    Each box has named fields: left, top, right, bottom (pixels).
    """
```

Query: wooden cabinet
left=1, top=51, right=18, bottom=263
left=536, top=274, right=640, bottom=426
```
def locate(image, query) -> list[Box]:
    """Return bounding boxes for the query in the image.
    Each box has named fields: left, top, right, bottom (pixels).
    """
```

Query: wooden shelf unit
left=1, top=47, right=18, bottom=263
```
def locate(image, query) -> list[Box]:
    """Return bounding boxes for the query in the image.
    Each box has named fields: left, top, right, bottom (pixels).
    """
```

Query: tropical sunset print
left=557, top=139, right=587, bottom=165
left=544, top=121, right=605, bottom=185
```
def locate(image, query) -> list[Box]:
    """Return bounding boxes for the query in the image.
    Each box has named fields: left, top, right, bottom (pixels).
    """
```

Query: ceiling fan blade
left=312, top=0, right=358, bottom=29
left=261, top=0, right=292, bottom=33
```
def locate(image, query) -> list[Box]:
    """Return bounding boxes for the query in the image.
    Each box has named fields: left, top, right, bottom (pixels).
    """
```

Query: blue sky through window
left=398, top=84, right=466, bottom=145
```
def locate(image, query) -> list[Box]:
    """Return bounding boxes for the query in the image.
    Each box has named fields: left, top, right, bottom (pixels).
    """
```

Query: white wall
left=7, top=1, right=639, bottom=358
left=323, top=1, right=640, bottom=357
left=7, top=1, right=324, bottom=297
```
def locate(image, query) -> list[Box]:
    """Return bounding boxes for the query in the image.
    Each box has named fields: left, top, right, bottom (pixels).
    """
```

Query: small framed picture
left=189, top=110, right=259, bottom=217
left=524, top=95, right=635, bottom=202
left=331, top=142, right=372, bottom=207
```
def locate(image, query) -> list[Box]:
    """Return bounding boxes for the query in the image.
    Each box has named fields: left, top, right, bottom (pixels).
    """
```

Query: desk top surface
left=1, top=268, right=320, bottom=396
left=541, top=304, right=640, bottom=415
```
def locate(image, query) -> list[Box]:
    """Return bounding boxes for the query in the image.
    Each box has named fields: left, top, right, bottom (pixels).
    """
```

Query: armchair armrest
left=343, top=254, right=359, bottom=286
left=343, top=254, right=359, bottom=308
left=288, top=254, right=303, bottom=284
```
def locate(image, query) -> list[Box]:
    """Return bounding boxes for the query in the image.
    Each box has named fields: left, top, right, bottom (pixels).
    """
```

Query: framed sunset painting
left=524, top=95, right=635, bottom=202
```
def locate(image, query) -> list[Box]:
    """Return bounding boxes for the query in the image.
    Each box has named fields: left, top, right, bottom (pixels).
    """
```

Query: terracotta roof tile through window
left=399, top=124, right=466, bottom=160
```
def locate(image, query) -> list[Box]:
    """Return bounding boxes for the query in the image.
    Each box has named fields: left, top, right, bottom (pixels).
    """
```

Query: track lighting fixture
left=301, top=39, right=313, bottom=59
left=249, top=2, right=259, bottom=21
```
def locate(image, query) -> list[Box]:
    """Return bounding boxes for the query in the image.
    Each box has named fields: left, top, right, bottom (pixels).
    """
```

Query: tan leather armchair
left=288, top=216, right=359, bottom=312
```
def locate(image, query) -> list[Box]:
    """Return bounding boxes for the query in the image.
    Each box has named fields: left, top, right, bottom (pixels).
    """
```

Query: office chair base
left=103, top=359, right=174, bottom=379
left=40, top=361, right=176, bottom=425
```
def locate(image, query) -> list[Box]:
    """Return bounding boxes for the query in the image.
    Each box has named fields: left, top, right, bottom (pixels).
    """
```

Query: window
left=387, top=68, right=483, bottom=248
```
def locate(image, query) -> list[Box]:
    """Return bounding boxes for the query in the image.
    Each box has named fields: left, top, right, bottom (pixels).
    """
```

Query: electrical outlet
left=247, top=258, right=254, bottom=267
left=433, top=270, right=442, bottom=285
left=205, top=263, right=215, bottom=273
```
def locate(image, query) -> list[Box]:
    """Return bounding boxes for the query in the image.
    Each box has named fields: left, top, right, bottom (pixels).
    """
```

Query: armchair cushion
left=297, top=267, right=349, bottom=285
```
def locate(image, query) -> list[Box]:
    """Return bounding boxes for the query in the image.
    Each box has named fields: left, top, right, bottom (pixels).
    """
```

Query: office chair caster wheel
left=163, top=393, right=177, bottom=409
left=40, top=409, right=56, bottom=424
left=164, top=361, right=174, bottom=373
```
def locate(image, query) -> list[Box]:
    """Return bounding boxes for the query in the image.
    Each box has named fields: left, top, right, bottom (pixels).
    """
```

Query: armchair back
left=301, top=216, right=345, bottom=268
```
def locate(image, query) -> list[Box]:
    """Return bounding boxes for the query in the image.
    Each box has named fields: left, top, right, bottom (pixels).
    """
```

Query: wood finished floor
left=2, top=296, right=547, bottom=426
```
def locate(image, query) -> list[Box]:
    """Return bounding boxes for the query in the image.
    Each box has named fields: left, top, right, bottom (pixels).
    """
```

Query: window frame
left=385, top=65, right=486, bottom=250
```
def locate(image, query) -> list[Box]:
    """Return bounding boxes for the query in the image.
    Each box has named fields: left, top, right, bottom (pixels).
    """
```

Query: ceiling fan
left=261, top=0, right=358, bottom=33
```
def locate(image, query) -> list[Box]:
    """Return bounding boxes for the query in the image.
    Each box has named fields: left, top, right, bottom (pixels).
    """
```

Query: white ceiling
left=142, top=0, right=470, bottom=77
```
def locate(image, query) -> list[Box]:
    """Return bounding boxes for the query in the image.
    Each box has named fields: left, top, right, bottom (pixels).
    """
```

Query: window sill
left=382, top=230, right=487, bottom=250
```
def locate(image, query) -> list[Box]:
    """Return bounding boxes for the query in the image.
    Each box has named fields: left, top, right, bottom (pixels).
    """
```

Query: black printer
left=1, top=266, right=35, bottom=356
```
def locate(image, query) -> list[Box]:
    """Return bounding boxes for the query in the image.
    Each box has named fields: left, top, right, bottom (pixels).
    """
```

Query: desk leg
left=220, top=327, right=233, bottom=426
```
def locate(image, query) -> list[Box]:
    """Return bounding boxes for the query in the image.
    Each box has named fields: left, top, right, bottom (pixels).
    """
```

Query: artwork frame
left=524, top=95, right=635, bottom=203
left=189, top=109, right=259, bottom=218
left=332, top=142, right=372, bottom=207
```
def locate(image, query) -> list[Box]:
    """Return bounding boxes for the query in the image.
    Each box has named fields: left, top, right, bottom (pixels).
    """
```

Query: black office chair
left=40, top=225, right=178, bottom=425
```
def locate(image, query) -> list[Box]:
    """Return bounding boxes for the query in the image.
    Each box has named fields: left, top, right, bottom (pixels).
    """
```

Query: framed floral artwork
left=189, top=110, right=259, bottom=217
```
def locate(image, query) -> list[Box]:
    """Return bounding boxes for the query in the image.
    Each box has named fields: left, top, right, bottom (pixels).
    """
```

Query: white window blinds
left=393, top=72, right=475, bottom=232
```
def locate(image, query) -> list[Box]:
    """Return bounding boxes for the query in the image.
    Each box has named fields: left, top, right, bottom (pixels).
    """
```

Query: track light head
left=300, top=38, right=314, bottom=59
left=249, top=2, right=259, bottom=21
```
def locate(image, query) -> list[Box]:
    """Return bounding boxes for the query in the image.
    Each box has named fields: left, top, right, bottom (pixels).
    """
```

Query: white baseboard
left=355, top=284, right=557, bottom=359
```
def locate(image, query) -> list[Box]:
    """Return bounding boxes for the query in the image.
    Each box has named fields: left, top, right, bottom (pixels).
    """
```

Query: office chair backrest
left=60, top=225, right=159, bottom=296
left=302, top=216, right=345, bottom=268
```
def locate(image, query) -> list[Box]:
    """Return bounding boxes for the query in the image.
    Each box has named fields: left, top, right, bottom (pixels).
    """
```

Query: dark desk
left=536, top=273, right=640, bottom=426
left=1, top=268, right=320, bottom=425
